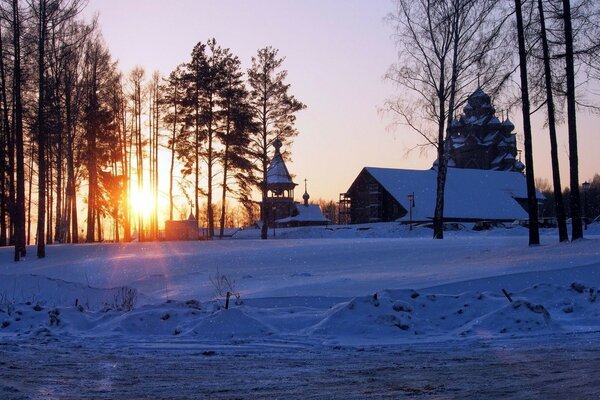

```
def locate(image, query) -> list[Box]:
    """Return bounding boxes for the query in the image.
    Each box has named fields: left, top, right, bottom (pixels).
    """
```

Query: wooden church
left=445, top=88, right=524, bottom=172
left=262, top=139, right=329, bottom=227
left=343, top=88, right=542, bottom=225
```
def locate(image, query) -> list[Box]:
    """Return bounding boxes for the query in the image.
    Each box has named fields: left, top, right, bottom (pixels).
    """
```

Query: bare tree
left=535, top=0, right=569, bottom=242
left=514, top=0, right=540, bottom=245
left=562, top=0, right=583, bottom=240
left=11, top=0, right=26, bottom=260
left=147, top=71, right=161, bottom=240
left=128, top=66, right=145, bottom=241
left=386, top=0, right=511, bottom=239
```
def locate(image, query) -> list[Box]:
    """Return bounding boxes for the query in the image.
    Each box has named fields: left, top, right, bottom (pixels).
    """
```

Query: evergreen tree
left=216, top=52, right=254, bottom=238
left=247, top=47, right=305, bottom=240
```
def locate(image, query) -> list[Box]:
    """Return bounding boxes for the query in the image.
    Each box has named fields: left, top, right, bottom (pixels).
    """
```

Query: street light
left=407, top=192, right=415, bottom=231
left=583, top=181, right=590, bottom=230
left=272, top=206, right=277, bottom=237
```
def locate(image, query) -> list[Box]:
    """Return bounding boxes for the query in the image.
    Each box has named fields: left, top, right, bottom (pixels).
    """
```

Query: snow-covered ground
left=1, top=222, right=599, bottom=398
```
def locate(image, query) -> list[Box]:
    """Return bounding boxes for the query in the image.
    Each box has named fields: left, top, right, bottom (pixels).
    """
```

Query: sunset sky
left=82, top=0, right=599, bottom=210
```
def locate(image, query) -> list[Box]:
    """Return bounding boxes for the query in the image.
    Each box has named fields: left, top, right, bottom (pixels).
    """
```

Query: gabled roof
left=275, top=204, right=330, bottom=224
left=352, top=167, right=543, bottom=221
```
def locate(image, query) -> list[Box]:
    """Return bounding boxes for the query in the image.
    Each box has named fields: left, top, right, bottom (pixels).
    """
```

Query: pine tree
left=247, top=47, right=305, bottom=240
left=217, top=52, right=254, bottom=238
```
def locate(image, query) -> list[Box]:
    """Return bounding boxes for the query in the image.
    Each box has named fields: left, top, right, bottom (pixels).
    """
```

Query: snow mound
left=460, top=300, right=556, bottom=337
left=102, top=302, right=204, bottom=336
left=191, top=308, right=273, bottom=340
left=307, top=293, right=415, bottom=339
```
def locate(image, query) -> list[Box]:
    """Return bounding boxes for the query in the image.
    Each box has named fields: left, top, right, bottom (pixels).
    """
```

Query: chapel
left=262, top=139, right=329, bottom=227
left=444, top=88, right=524, bottom=172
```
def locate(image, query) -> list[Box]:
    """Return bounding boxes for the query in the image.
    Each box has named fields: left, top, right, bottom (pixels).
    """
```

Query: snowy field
left=1, top=223, right=600, bottom=398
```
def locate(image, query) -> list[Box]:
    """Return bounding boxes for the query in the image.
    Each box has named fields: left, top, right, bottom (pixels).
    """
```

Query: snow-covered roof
left=488, top=116, right=501, bottom=125
left=266, top=152, right=295, bottom=186
left=276, top=204, right=330, bottom=224
left=360, top=167, right=543, bottom=221
left=265, top=138, right=296, bottom=188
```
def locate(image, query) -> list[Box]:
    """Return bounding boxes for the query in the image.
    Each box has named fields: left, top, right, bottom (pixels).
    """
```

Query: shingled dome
left=445, top=88, right=524, bottom=172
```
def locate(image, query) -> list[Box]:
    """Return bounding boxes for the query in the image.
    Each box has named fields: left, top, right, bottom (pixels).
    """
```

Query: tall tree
left=12, top=0, right=26, bottom=260
left=217, top=52, right=254, bottom=238
left=147, top=71, right=161, bottom=240
left=247, top=46, right=305, bottom=240
left=163, top=65, right=185, bottom=222
left=128, top=66, right=145, bottom=241
left=35, top=0, right=48, bottom=257
left=186, top=38, right=227, bottom=238
left=562, top=0, right=583, bottom=240
left=83, top=34, right=119, bottom=243
left=179, top=44, right=205, bottom=229
left=536, top=0, right=569, bottom=242
left=386, top=0, right=511, bottom=239
left=0, top=15, right=10, bottom=247
left=514, top=0, right=540, bottom=245
left=31, top=0, right=83, bottom=256
left=115, top=76, right=130, bottom=242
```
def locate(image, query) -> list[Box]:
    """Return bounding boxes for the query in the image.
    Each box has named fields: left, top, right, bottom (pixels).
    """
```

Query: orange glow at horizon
left=129, top=185, right=156, bottom=222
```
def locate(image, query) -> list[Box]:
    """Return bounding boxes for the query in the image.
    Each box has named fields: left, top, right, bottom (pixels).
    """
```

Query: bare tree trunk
left=514, top=0, right=540, bottom=246
left=562, top=0, right=583, bottom=241
left=13, top=0, right=26, bottom=260
left=207, top=95, right=214, bottom=239
left=220, top=142, right=229, bottom=239
left=86, top=58, right=99, bottom=243
left=169, top=99, right=177, bottom=222
left=26, top=142, right=34, bottom=245
left=153, top=79, right=161, bottom=240
left=136, top=77, right=144, bottom=241
left=260, top=100, right=268, bottom=240
left=148, top=89, right=154, bottom=240
left=194, top=81, right=200, bottom=234
left=54, top=122, right=63, bottom=243
left=433, top=54, right=447, bottom=240
left=118, top=90, right=130, bottom=242
left=0, top=22, right=10, bottom=247
left=36, top=0, right=48, bottom=258
left=46, top=148, right=53, bottom=244
left=96, top=209, right=101, bottom=242
left=434, top=3, right=462, bottom=241
left=65, top=75, right=75, bottom=243
left=537, top=0, right=568, bottom=243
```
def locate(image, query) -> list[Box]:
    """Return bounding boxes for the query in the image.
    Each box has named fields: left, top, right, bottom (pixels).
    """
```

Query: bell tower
left=263, top=139, right=297, bottom=226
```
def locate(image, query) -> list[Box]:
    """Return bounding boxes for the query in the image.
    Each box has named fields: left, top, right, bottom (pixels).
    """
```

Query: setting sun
left=129, top=186, right=156, bottom=220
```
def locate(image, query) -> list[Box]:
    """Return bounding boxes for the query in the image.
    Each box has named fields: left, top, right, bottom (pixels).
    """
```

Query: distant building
left=444, top=88, right=524, bottom=172
left=164, top=212, right=198, bottom=241
left=345, top=167, right=543, bottom=224
left=263, top=139, right=328, bottom=227
left=342, top=88, right=540, bottom=225
left=276, top=183, right=330, bottom=227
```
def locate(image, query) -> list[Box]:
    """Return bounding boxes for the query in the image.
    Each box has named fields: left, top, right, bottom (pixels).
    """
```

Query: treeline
left=538, top=175, right=600, bottom=224
left=387, top=0, right=600, bottom=244
left=0, top=0, right=304, bottom=260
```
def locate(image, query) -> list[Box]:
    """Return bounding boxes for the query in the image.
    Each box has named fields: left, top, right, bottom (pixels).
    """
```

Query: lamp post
left=583, top=181, right=590, bottom=230
left=407, top=193, right=415, bottom=231
left=272, top=206, right=276, bottom=237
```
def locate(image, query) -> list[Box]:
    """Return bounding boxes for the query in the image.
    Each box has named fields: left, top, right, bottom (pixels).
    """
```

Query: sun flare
left=129, top=187, right=156, bottom=219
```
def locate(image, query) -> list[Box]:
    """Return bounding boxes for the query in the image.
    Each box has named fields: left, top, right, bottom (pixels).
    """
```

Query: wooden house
left=344, top=167, right=543, bottom=224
